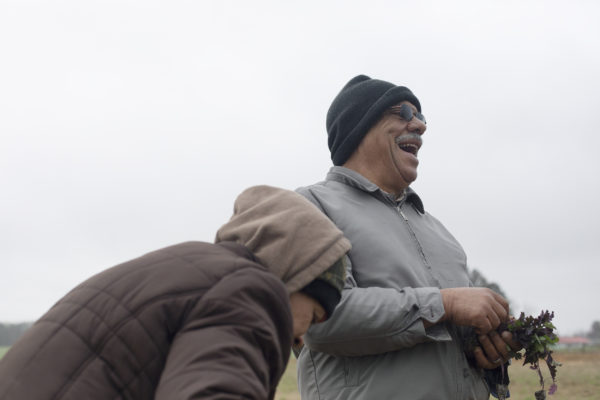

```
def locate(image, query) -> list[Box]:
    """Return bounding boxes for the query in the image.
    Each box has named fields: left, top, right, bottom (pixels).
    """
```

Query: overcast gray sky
left=1, top=0, right=599, bottom=336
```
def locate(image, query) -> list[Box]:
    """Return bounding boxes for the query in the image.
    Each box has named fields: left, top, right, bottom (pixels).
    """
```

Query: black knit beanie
left=301, top=257, right=346, bottom=318
left=326, top=75, right=422, bottom=166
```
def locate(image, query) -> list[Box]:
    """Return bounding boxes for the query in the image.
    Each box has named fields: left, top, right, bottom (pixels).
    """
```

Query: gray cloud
left=1, top=0, right=599, bottom=335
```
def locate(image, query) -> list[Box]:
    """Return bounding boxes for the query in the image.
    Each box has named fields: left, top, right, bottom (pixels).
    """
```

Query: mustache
left=394, top=134, right=423, bottom=146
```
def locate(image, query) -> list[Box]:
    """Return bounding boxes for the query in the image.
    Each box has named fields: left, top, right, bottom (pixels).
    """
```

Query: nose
left=408, top=117, right=426, bottom=136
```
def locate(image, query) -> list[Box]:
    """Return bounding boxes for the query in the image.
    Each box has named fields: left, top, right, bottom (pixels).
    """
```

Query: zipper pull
left=397, top=207, right=407, bottom=221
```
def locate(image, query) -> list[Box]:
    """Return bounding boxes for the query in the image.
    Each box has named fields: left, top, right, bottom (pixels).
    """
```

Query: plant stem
left=535, top=363, right=544, bottom=391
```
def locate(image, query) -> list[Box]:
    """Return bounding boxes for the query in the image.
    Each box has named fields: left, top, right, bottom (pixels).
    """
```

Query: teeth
left=398, top=143, right=419, bottom=154
left=395, top=135, right=422, bottom=154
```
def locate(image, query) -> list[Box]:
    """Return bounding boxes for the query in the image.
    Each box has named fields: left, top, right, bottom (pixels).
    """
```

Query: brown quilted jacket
left=0, top=241, right=293, bottom=399
left=0, top=185, right=351, bottom=400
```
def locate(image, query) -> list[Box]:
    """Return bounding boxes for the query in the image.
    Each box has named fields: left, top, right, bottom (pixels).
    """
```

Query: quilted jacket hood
left=215, top=185, right=351, bottom=293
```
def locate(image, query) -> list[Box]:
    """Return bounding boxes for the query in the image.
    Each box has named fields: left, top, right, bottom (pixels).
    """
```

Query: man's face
left=346, top=101, right=426, bottom=195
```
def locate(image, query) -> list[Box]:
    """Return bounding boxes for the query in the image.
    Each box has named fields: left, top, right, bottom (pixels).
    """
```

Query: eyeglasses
left=386, top=103, right=426, bottom=124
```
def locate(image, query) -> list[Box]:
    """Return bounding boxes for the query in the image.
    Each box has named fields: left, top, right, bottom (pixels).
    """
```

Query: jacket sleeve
left=303, top=255, right=451, bottom=356
left=155, top=268, right=292, bottom=400
left=296, top=185, right=451, bottom=356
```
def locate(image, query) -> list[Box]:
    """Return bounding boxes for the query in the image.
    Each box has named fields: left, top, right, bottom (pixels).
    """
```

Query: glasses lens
left=398, top=104, right=413, bottom=120
left=388, top=104, right=413, bottom=120
left=415, top=112, right=426, bottom=124
left=389, top=104, right=426, bottom=124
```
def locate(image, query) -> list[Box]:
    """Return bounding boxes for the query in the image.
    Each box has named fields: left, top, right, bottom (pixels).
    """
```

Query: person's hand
left=473, top=330, right=522, bottom=369
left=440, top=288, right=509, bottom=334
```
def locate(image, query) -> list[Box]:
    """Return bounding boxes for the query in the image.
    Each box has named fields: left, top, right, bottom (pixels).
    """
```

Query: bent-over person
left=0, top=185, right=351, bottom=400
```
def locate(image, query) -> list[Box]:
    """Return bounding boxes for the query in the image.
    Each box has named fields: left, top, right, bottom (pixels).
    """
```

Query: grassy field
left=275, top=349, right=600, bottom=400
left=508, top=350, right=600, bottom=400
left=2, top=345, right=597, bottom=399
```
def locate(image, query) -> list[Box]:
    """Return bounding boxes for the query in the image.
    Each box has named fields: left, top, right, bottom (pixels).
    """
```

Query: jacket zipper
left=396, top=206, right=433, bottom=273
left=397, top=204, right=462, bottom=397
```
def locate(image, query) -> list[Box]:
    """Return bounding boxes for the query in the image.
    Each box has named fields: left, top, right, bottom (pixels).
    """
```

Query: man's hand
left=473, top=330, right=522, bottom=369
left=440, top=288, right=509, bottom=334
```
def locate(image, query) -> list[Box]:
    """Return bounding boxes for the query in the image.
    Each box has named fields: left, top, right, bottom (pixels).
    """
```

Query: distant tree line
left=467, top=269, right=600, bottom=340
left=587, top=321, right=600, bottom=339
left=1, top=274, right=596, bottom=345
left=2, top=270, right=499, bottom=349
left=0, top=322, right=33, bottom=346
left=468, top=267, right=600, bottom=342
left=468, top=268, right=507, bottom=299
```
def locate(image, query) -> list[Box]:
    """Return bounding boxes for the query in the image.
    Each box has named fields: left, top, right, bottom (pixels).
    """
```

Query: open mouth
left=397, top=143, right=419, bottom=155
left=395, top=136, right=422, bottom=156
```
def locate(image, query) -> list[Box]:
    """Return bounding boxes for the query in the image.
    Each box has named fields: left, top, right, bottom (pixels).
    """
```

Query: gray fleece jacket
left=296, top=167, right=489, bottom=400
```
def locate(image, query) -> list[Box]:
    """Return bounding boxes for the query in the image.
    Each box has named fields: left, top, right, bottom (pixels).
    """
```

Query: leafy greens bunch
left=507, top=310, right=561, bottom=399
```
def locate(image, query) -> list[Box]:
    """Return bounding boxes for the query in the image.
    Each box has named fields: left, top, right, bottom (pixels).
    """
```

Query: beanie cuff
left=300, top=279, right=342, bottom=319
